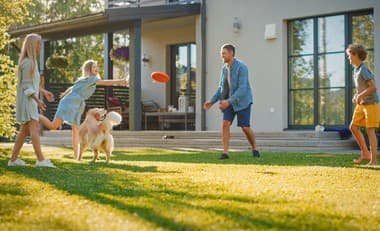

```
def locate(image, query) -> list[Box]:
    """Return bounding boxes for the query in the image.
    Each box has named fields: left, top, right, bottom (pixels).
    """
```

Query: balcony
left=106, top=0, right=200, bottom=9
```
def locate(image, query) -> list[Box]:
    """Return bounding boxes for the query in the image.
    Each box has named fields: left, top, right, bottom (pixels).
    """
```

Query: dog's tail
left=91, top=112, right=122, bottom=149
left=102, top=111, right=122, bottom=130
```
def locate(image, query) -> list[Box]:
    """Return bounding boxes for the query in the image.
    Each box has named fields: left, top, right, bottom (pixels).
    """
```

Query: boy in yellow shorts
left=347, top=44, right=379, bottom=165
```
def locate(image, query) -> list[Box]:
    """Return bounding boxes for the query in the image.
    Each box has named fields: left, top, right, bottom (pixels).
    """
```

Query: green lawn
left=0, top=144, right=379, bottom=231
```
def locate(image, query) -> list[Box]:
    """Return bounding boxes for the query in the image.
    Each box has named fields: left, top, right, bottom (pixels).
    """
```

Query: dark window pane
left=352, top=14, right=374, bottom=49
left=171, top=43, right=196, bottom=113
left=318, top=15, right=345, bottom=53
left=289, top=19, right=314, bottom=55
left=318, top=53, right=345, bottom=88
left=319, top=88, right=345, bottom=125
left=190, top=44, right=196, bottom=107
left=176, top=45, right=188, bottom=97
left=289, top=90, right=314, bottom=125
left=289, top=55, right=314, bottom=89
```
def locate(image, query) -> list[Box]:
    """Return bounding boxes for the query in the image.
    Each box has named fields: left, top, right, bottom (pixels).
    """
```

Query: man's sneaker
left=35, top=159, right=56, bottom=168
left=8, top=159, right=28, bottom=167
left=252, top=150, right=260, bottom=158
left=219, top=153, right=230, bottom=160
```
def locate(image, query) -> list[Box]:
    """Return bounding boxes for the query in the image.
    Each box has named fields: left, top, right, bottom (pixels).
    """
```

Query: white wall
left=195, top=15, right=203, bottom=130
left=141, top=16, right=196, bottom=108
left=204, top=0, right=378, bottom=132
left=375, top=0, right=380, bottom=92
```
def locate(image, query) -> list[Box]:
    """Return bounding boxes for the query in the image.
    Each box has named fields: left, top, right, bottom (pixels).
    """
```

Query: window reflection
left=319, top=89, right=345, bottom=125
left=290, top=56, right=314, bottom=89
left=289, top=90, right=314, bottom=125
left=289, top=19, right=314, bottom=55
left=318, top=54, right=345, bottom=88
left=318, top=15, right=345, bottom=53
left=352, top=15, right=374, bottom=49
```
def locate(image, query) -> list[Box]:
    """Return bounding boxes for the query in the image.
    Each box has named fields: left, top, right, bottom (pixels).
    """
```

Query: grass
left=0, top=144, right=379, bottom=231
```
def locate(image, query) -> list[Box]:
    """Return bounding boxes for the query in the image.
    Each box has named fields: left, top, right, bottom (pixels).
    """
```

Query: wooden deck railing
left=43, top=83, right=129, bottom=130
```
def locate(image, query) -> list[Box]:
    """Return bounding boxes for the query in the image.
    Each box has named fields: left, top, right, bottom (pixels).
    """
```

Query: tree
left=17, top=0, right=105, bottom=84
left=0, top=0, right=32, bottom=138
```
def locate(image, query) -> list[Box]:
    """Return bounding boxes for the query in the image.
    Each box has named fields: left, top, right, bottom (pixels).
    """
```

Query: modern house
left=9, top=0, right=380, bottom=133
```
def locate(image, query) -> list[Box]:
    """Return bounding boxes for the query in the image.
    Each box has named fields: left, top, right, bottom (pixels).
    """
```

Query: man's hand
left=44, top=90, right=55, bottom=102
left=219, top=100, right=231, bottom=110
left=203, top=101, right=213, bottom=110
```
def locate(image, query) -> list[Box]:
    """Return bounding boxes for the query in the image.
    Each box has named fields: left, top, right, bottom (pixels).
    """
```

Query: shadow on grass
left=1, top=158, right=194, bottom=230
left=0, top=156, right=319, bottom=231
left=0, top=180, right=33, bottom=220
left=1, top=146, right=378, bottom=230
left=111, top=150, right=380, bottom=170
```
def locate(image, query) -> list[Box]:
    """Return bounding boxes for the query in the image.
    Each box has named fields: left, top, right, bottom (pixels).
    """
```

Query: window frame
left=287, top=9, right=374, bottom=129
left=168, top=42, right=196, bottom=109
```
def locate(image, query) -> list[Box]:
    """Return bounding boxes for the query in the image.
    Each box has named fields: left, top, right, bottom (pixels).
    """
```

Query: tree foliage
left=20, top=0, right=105, bottom=83
left=0, top=0, right=32, bottom=138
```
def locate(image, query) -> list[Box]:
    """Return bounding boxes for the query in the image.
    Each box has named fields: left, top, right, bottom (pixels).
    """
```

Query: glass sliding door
left=170, top=43, right=196, bottom=112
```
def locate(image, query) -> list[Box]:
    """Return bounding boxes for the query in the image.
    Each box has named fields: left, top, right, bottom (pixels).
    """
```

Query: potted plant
left=45, top=54, right=70, bottom=83
left=46, top=54, right=69, bottom=69
left=110, top=46, right=129, bottom=79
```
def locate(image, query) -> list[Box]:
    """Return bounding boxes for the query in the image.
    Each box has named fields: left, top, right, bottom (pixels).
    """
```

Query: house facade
left=9, top=0, right=380, bottom=132
left=140, top=0, right=379, bottom=132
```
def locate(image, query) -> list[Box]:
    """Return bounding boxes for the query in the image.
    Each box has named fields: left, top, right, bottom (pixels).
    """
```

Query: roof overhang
left=8, top=3, right=201, bottom=40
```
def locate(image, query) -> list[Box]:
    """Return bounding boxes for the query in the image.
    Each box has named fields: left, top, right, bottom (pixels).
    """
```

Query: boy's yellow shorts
left=351, top=103, right=380, bottom=128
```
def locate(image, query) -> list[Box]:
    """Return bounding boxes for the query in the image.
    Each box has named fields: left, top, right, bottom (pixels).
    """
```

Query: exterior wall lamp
left=233, top=17, right=241, bottom=33
left=142, top=53, right=150, bottom=63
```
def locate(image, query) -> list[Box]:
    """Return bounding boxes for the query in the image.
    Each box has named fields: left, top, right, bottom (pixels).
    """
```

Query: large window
left=288, top=11, right=374, bottom=128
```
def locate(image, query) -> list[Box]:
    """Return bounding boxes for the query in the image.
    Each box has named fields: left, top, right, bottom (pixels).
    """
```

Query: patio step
left=40, top=130, right=358, bottom=152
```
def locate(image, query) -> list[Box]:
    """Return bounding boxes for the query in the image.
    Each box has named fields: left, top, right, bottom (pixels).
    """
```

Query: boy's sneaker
left=8, top=159, right=28, bottom=167
left=252, top=150, right=260, bottom=158
left=35, top=159, right=56, bottom=168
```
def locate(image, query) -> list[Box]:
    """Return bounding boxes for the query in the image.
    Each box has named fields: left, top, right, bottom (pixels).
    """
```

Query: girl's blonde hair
left=81, top=59, right=98, bottom=77
left=18, top=34, right=41, bottom=77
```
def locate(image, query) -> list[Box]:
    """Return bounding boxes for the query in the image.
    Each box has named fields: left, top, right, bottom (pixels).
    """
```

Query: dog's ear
left=95, top=112, right=101, bottom=121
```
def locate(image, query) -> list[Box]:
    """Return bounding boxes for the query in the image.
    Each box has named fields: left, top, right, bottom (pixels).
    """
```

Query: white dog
left=77, top=108, right=122, bottom=163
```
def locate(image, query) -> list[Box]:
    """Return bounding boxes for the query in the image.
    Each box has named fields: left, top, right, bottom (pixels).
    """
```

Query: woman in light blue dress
left=39, top=60, right=128, bottom=159
left=9, top=34, right=56, bottom=167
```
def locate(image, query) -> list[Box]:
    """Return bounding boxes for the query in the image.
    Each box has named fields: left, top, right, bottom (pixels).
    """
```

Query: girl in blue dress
left=39, top=60, right=128, bottom=159
left=9, top=34, right=56, bottom=167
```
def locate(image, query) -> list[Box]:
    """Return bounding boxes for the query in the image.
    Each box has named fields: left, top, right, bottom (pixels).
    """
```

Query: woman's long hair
left=18, top=34, right=41, bottom=77
left=81, top=59, right=97, bottom=77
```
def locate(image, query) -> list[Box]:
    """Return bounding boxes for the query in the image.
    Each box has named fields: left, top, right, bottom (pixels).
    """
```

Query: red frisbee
left=151, top=72, right=170, bottom=83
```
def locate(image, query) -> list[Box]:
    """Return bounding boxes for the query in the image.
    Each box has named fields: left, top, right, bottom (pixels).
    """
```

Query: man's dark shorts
left=222, top=104, right=251, bottom=127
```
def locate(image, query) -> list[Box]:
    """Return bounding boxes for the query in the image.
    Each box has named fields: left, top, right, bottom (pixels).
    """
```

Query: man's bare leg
left=241, top=126, right=257, bottom=150
left=221, top=120, right=232, bottom=159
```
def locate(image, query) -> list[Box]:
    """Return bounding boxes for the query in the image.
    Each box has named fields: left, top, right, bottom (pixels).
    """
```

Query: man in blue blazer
left=204, top=44, right=260, bottom=159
